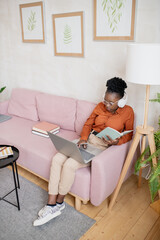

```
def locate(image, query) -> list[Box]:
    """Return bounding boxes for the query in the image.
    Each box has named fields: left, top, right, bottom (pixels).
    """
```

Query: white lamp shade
left=126, top=43, right=160, bottom=85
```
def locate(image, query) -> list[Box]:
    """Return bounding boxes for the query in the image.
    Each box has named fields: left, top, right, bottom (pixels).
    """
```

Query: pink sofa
left=0, top=88, right=137, bottom=210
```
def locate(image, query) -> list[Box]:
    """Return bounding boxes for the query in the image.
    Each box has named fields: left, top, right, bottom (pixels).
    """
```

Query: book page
left=122, top=130, right=133, bottom=136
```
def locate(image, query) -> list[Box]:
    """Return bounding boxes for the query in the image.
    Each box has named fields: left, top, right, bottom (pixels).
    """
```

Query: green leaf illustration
left=101, top=0, right=126, bottom=33
left=63, top=24, right=72, bottom=44
left=27, top=11, right=36, bottom=31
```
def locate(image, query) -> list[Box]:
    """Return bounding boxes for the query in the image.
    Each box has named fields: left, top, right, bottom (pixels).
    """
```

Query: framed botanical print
left=94, top=0, right=136, bottom=40
left=19, top=2, right=45, bottom=43
left=52, top=12, right=84, bottom=57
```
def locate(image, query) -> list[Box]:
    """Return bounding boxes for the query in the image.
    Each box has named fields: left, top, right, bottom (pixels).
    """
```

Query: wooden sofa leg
left=75, top=197, right=82, bottom=211
left=83, top=200, right=88, bottom=205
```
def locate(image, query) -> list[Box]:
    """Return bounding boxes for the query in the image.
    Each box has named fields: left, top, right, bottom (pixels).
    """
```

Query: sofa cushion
left=0, top=116, right=79, bottom=180
left=36, top=93, right=77, bottom=131
left=75, top=100, right=96, bottom=135
left=0, top=116, right=90, bottom=199
left=8, top=88, right=39, bottom=121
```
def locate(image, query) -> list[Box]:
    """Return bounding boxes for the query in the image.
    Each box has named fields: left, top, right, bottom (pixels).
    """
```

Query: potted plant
left=135, top=93, right=160, bottom=210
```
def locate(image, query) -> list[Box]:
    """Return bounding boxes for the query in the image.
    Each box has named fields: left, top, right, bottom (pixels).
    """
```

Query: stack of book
left=32, top=121, right=60, bottom=138
left=0, top=146, right=13, bottom=159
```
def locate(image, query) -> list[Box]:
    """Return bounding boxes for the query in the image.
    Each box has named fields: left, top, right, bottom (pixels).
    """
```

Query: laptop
left=48, top=132, right=102, bottom=164
left=0, top=114, right=12, bottom=123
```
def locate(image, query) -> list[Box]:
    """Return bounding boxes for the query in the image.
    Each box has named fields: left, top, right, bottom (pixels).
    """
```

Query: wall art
left=19, top=1, right=45, bottom=43
left=94, top=0, right=136, bottom=40
left=52, top=12, right=84, bottom=57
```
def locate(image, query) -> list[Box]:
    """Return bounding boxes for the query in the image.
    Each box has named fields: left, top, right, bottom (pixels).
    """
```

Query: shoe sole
left=33, top=211, right=61, bottom=226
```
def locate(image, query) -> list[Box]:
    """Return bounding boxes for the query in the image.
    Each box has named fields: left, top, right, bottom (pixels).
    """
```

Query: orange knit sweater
left=80, top=102, right=134, bottom=145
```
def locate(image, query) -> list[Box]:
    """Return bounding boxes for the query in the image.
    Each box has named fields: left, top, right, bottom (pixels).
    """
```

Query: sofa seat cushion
left=8, top=88, right=39, bottom=121
left=0, top=116, right=79, bottom=178
left=36, top=93, right=76, bottom=131
left=0, top=116, right=91, bottom=200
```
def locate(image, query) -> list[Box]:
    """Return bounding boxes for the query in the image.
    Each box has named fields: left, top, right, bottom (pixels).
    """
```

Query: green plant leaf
left=135, top=92, right=160, bottom=202
left=149, top=176, right=160, bottom=202
left=103, top=4, right=106, bottom=11
left=0, top=86, right=6, bottom=93
left=150, top=92, right=160, bottom=103
left=119, top=3, right=122, bottom=9
left=63, top=24, right=72, bottom=44
left=101, top=0, right=126, bottom=33
left=112, top=9, right=116, bottom=16
left=27, top=11, right=36, bottom=32
left=150, top=163, right=160, bottom=182
left=134, top=146, right=150, bottom=173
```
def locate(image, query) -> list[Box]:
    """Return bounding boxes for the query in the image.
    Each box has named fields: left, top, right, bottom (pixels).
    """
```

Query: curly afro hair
left=106, top=77, right=127, bottom=97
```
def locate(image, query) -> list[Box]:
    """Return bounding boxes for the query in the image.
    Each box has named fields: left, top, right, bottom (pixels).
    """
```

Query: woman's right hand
left=77, top=140, right=88, bottom=149
left=102, top=135, right=120, bottom=147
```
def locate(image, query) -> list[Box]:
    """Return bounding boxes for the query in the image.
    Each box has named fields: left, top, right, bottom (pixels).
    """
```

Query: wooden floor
left=16, top=166, right=160, bottom=240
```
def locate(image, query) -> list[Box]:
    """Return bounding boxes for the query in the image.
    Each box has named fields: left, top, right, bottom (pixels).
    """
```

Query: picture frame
left=19, top=1, right=45, bottom=43
left=52, top=12, right=84, bottom=57
left=94, top=0, right=136, bottom=41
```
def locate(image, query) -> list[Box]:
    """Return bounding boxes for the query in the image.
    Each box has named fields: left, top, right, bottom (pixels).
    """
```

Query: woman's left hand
left=102, top=135, right=120, bottom=147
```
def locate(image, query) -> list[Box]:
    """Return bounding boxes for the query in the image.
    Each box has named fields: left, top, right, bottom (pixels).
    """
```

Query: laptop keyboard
left=79, top=148, right=95, bottom=161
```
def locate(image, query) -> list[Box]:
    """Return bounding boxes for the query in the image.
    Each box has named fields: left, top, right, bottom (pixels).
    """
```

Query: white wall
left=0, top=0, right=160, bottom=129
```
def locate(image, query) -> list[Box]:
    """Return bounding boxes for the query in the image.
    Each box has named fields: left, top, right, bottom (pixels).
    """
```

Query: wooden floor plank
left=123, top=207, right=159, bottom=240
left=80, top=177, right=151, bottom=240
left=145, top=218, right=160, bottom=240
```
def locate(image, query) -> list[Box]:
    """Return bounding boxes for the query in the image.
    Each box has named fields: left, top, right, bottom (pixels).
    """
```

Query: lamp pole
left=109, top=44, right=160, bottom=211
left=138, top=85, right=150, bottom=187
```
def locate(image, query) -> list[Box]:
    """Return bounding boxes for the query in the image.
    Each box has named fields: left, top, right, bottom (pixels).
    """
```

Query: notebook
left=0, top=146, right=13, bottom=159
left=32, top=121, right=60, bottom=137
left=48, top=132, right=102, bottom=164
left=32, top=121, right=60, bottom=134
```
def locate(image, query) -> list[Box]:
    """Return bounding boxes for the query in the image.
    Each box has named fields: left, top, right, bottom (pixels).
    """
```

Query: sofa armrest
left=0, top=100, right=9, bottom=114
left=90, top=141, right=136, bottom=206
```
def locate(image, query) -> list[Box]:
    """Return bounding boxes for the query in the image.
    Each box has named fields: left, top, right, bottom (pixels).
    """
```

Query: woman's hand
left=77, top=140, right=88, bottom=149
left=102, top=135, right=120, bottom=147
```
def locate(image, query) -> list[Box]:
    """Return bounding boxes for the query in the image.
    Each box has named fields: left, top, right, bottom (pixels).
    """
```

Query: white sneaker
left=38, top=205, right=48, bottom=217
left=57, top=202, right=65, bottom=211
left=38, top=202, right=65, bottom=217
left=33, top=205, right=61, bottom=226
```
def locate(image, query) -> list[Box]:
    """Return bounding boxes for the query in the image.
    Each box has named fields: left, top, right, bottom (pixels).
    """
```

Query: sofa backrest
left=75, top=100, right=96, bottom=135
left=7, top=88, right=96, bottom=135
left=8, top=88, right=39, bottom=121
left=36, top=92, right=77, bottom=131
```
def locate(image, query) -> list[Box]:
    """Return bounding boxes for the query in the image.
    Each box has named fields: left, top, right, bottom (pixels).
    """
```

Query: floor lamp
left=109, top=43, right=160, bottom=211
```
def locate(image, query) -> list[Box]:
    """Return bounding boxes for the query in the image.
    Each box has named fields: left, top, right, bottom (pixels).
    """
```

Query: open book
left=96, top=127, right=133, bottom=140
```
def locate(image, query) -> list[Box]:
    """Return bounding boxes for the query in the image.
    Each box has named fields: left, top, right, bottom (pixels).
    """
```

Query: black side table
left=0, top=145, right=20, bottom=210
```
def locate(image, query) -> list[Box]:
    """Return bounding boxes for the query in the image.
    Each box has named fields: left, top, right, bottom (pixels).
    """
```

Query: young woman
left=33, top=77, right=134, bottom=226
